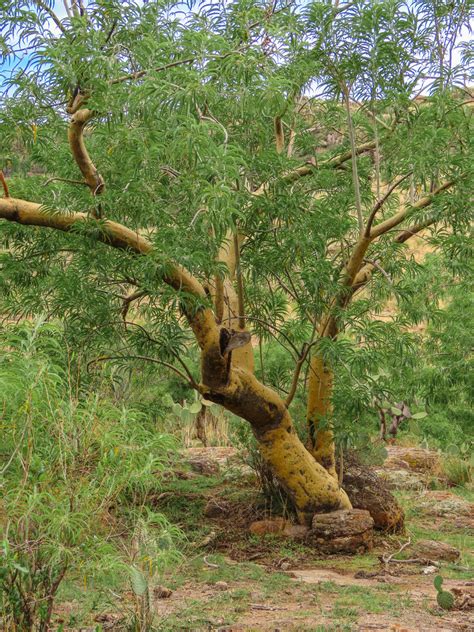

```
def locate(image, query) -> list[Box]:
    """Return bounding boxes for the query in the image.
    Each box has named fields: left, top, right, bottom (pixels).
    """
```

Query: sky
left=1, top=1, right=472, bottom=97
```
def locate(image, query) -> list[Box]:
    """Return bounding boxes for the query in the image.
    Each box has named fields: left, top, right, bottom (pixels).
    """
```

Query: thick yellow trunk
left=201, top=366, right=351, bottom=525
left=257, top=417, right=351, bottom=525
left=306, top=354, right=338, bottom=480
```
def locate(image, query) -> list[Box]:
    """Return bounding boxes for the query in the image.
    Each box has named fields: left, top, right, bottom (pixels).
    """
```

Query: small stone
left=214, top=581, right=229, bottom=591
left=280, top=562, right=291, bottom=571
left=413, top=539, right=460, bottom=562
left=422, top=565, right=438, bottom=574
left=153, top=585, right=173, bottom=599
left=249, top=518, right=288, bottom=536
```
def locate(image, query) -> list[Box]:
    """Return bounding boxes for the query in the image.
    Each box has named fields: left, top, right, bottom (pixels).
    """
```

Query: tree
left=0, top=0, right=472, bottom=526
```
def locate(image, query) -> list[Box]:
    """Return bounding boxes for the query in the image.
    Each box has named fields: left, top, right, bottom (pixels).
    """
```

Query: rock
left=282, top=523, right=309, bottom=538
left=187, top=456, right=220, bottom=476
left=214, top=581, right=229, bottom=591
left=413, top=539, right=460, bottom=562
left=342, top=461, right=404, bottom=532
left=153, top=585, right=173, bottom=599
left=204, top=498, right=231, bottom=518
left=375, top=467, right=426, bottom=491
left=249, top=517, right=288, bottom=535
left=307, top=509, right=374, bottom=554
left=417, top=491, right=474, bottom=518
left=384, top=446, right=441, bottom=475
left=248, top=518, right=308, bottom=539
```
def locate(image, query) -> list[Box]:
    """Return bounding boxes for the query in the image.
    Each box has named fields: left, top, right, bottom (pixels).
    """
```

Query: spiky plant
left=434, top=575, right=455, bottom=610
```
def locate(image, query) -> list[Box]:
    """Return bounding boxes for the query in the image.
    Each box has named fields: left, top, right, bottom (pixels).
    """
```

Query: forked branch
left=67, top=109, right=105, bottom=195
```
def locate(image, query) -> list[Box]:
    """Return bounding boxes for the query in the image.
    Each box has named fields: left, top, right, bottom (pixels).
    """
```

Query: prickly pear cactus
left=434, top=575, right=455, bottom=610
left=434, top=575, right=444, bottom=591
left=437, top=590, right=455, bottom=610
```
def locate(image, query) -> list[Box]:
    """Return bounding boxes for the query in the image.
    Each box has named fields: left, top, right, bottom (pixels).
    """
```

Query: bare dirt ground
left=54, top=445, right=473, bottom=631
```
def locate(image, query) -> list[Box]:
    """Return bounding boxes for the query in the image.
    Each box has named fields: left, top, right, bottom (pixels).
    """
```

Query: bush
left=0, top=321, right=181, bottom=630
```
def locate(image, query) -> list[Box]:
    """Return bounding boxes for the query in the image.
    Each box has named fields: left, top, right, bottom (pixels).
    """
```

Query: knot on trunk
left=219, top=327, right=251, bottom=356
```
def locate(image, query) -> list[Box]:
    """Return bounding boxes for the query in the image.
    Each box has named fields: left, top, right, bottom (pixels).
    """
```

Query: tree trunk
left=306, top=353, right=338, bottom=479
left=200, top=361, right=351, bottom=525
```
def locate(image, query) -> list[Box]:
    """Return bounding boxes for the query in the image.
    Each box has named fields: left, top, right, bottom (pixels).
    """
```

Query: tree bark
left=200, top=366, right=351, bottom=525
left=306, top=354, right=338, bottom=480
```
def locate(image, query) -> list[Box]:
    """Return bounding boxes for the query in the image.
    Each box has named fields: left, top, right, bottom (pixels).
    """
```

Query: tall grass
left=0, top=320, right=181, bottom=630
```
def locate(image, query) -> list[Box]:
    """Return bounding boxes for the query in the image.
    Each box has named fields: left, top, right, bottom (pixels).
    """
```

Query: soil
left=53, top=445, right=474, bottom=631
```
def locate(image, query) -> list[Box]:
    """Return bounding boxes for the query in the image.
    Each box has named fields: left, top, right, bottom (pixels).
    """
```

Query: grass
left=44, top=448, right=474, bottom=630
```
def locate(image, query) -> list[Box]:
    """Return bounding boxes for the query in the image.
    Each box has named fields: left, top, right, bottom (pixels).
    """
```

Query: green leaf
left=189, top=401, right=202, bottom=414
left=411, top=411, right=428, bottom=419
left=130, top=566, right=148, bottom=596
left=172, top=403, right=182, bottom=417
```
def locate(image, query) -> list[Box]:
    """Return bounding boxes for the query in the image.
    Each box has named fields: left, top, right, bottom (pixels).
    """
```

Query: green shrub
left=0, top=321, right=181, bottom=630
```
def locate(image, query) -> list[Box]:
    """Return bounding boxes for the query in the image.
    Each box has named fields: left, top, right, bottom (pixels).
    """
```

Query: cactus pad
left=433, top=575, right=443, bottom=591
left=437, top=590, right=455, bottom=610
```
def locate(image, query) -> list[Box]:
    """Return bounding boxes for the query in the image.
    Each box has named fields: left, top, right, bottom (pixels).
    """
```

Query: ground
left=55, top=446, right=473, bottom=631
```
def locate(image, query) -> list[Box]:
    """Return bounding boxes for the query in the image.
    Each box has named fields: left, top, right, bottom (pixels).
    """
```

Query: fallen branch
left=203, top=556, right=219, bottom=569
left=381, top=537, right=411, bottom=566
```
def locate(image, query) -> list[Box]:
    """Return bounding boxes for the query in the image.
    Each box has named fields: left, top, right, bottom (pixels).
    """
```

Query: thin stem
left=343, top=85, right=364, bottom=235
left=365, top=172, right=412, bottom=237
left=88, top=355, right=197, bottom=388
left=233, top=232, right=246, bottom=329
left=34, top=0, right=67, bottom=34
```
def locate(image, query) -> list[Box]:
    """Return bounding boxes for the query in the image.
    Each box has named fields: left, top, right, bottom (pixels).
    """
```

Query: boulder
left=384, top=446, right=441, bottom=475
left=375, top=467, right=426, bottom=491
left=413, top=539, right=460, bottom=562
left=308, top=509, right=374, bottom=554
left=343, top=461, right=405, bottom=532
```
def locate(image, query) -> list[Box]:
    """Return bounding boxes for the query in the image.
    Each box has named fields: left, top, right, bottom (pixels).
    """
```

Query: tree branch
left=369, top=179, right=456, bottom=239
left=121, top=289, right=147, bottom=320
left=233, top=232, right=246, bottom=329
left=67, top=108, right=105, bottom=195
left=0, top=171, right=9, bottom=198
left=365, top=172, right=413, bottom=237
left=274, top=115, right=284, bottom=154
left=343, top=86, right=364, bottom=235
left=34, top=0, right=67, bottom=34
left=0, top=197, right=208, bottom=306
left=88, top=354, right=198, bottom=388
left=253, top=141, right=376, bottom=196
left=285, top=343, right=310, bottom=408
left=394, top=215, right=440, bottom=243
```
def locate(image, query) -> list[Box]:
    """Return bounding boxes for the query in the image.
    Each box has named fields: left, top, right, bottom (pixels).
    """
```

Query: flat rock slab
left=374, top=467, right=426, bottom=491
left=289, top=568, right=379, bottom=587
left=416, top=491, right=474, bottom=518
